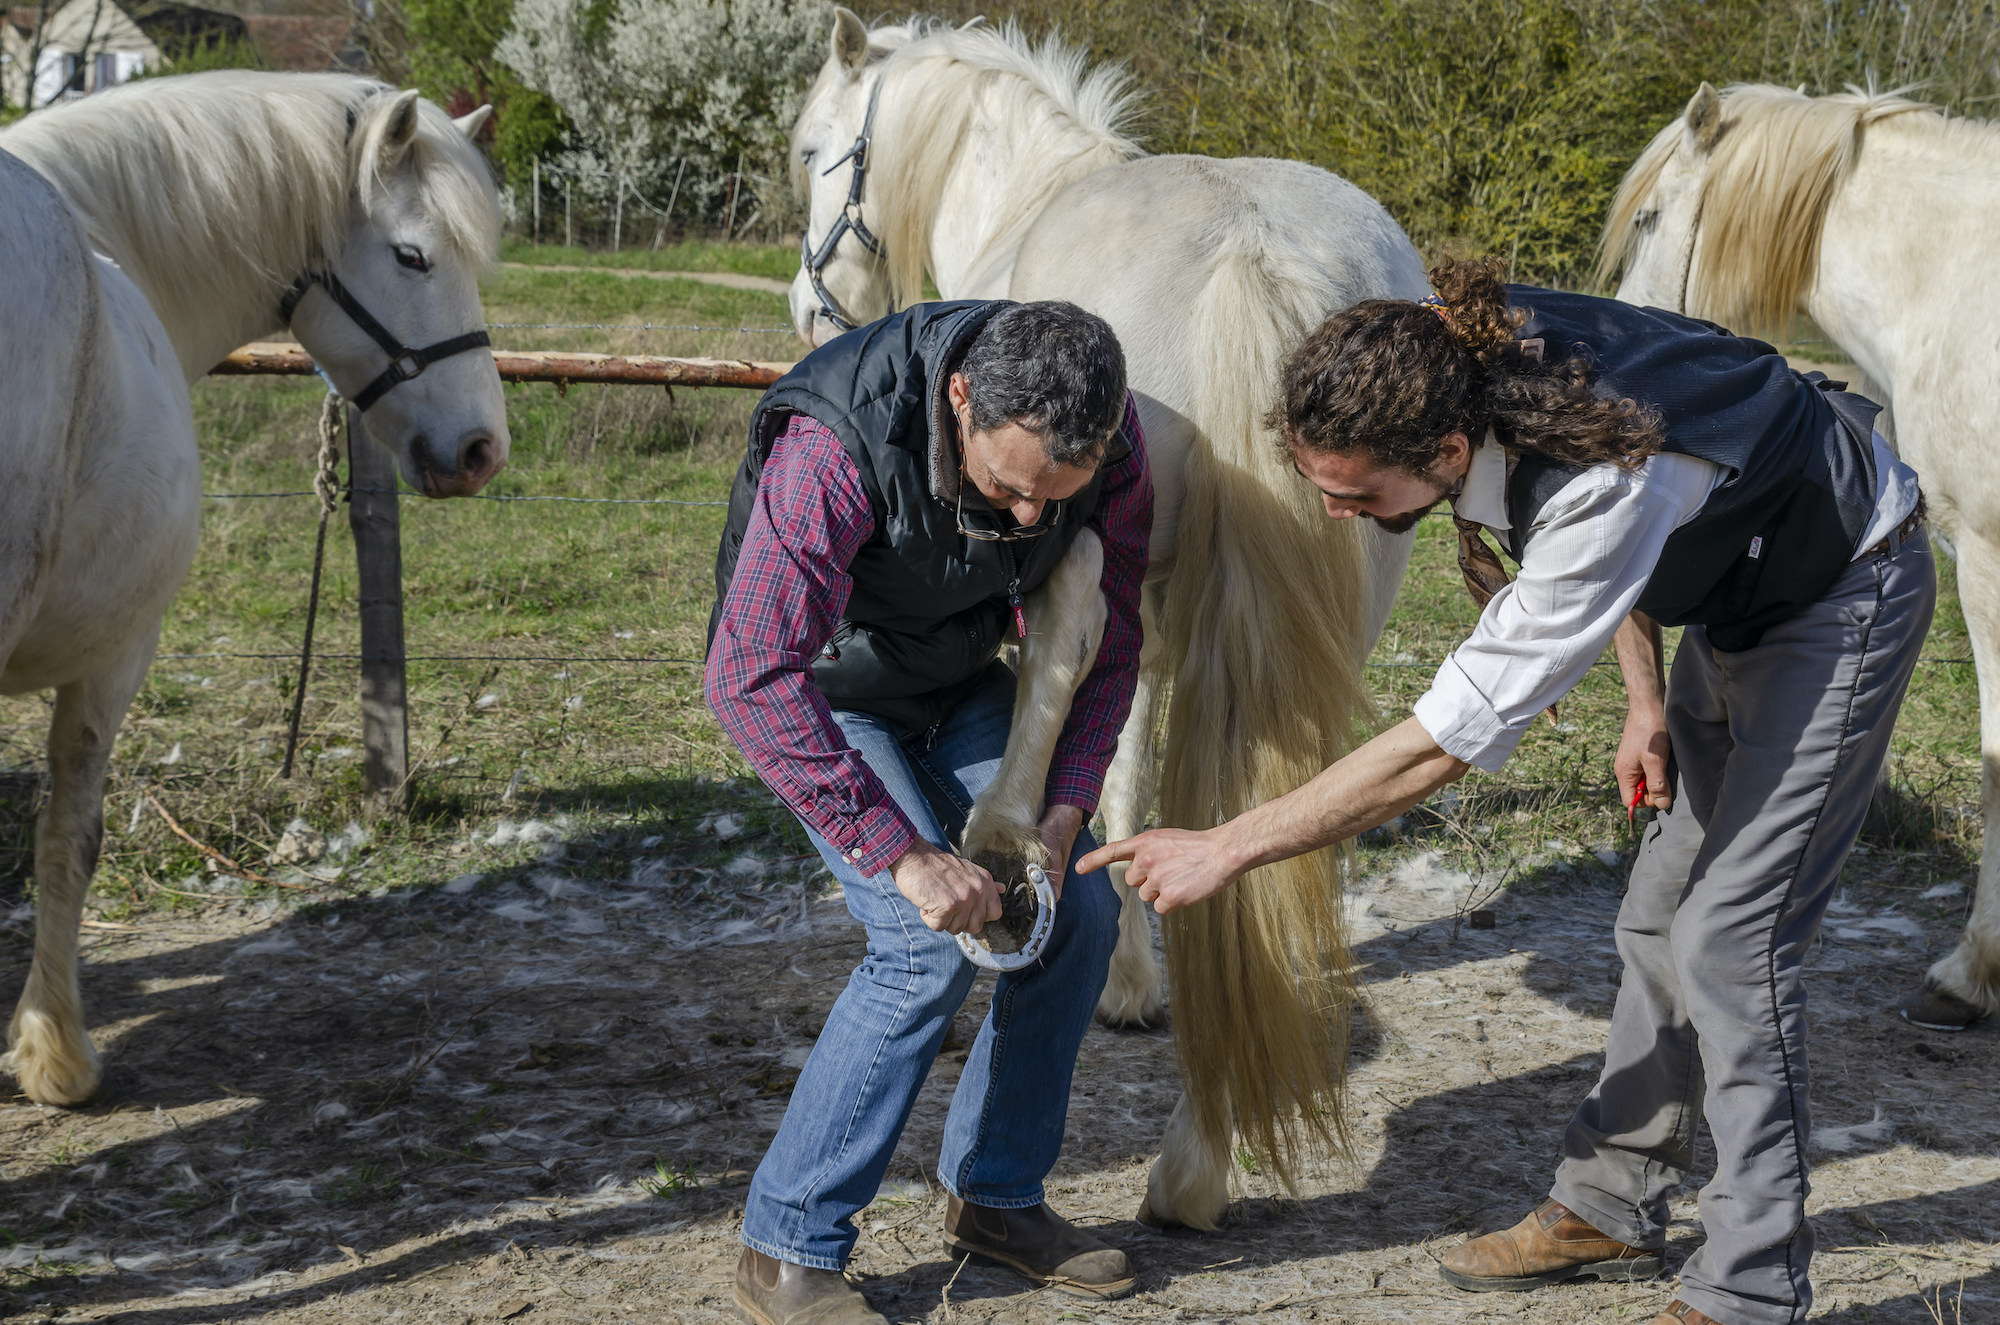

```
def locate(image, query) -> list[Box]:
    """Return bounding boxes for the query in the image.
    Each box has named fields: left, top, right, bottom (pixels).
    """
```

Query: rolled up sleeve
left=1413, top=453, right=1721, bottom=772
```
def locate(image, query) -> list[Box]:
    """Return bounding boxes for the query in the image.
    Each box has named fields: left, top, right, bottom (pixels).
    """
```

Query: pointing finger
left=1077, top=836, right=1140, bottom=875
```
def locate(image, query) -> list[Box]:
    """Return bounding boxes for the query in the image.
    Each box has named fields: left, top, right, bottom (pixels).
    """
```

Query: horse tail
left=1156, top=223, right=1377, bottom=1204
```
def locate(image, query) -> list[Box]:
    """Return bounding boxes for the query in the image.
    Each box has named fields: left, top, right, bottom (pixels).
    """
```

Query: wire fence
left=179, top=483, right=1979, bottom=670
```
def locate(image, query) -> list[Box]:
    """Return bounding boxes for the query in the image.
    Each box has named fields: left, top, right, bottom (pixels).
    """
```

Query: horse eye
left=394, top=244, right=430, bottom=272
left=1635, top=210, right=1658, bottom=231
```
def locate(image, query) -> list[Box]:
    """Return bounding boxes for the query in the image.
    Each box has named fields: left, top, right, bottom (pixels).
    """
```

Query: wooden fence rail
left=214, top=342, right=793, bottom=391
left=209, top=344, right=788, bottom=813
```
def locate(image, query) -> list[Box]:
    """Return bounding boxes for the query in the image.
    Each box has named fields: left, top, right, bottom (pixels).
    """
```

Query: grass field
left=2, top=245, right=1994, bottom=1324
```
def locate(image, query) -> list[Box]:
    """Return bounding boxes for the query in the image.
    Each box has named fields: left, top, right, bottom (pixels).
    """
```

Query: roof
left=6, top=0, right=160, bottom=55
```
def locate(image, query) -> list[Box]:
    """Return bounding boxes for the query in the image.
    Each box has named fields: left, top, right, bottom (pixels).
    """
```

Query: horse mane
left=0, top=71, right=499, bottom=338
left=826, top=18, right=1143, bottom=307
left=1598, top=82, right=1933, bottom=332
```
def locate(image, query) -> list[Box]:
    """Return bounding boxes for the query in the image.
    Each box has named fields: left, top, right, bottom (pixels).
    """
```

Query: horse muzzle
left=411, top=427, right=506, bottom=498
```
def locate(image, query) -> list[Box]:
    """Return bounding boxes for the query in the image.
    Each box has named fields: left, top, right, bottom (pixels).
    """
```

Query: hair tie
left=1420, top=293, right=1451, bottom=324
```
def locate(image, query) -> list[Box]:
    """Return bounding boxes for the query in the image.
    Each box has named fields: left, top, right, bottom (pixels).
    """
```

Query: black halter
left=278, top=268, right=492, bottom=412
left=800, top=79, right=889, bottom=334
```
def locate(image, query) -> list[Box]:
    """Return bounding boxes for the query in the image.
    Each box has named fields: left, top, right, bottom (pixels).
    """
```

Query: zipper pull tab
left=1008, top=579, right=1026, bottom=638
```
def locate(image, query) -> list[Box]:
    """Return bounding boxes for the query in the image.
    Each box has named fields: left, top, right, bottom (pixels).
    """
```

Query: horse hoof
left=966, top=849, right=1046, bottom=955
left=1898, top=982, right=1989, bottom=1032
left=1134, top=1196, right=1182, bottom=1231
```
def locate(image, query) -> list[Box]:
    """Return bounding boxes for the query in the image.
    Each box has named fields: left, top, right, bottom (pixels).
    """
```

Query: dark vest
left=711, top=301, right=1120, bottom=729
left=1499, top=287, right=1879, bottom=652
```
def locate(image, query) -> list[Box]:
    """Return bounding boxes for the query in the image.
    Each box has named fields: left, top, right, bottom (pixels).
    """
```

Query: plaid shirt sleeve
left=703, top=416, right=919, bottom=876
left=1045, top=395, right=1153, bottom=814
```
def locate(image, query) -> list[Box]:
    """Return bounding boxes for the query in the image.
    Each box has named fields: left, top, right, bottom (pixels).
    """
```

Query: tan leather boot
left=1438, top=1198, right=1664, bottom=1292
left=942, top=1194, right=1136, bottom=1299
left=1651, top=1300, right=1730, bottom=1325
left=731, top=1246, right=886, bottom=1325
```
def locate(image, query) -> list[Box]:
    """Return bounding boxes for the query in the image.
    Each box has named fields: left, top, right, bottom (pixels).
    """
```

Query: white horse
left=788, top=12, right=1426, bottom=1228
left=1601, top=81, right=2000, bottom=1028
left=1, top=72, right=508, bottom=1107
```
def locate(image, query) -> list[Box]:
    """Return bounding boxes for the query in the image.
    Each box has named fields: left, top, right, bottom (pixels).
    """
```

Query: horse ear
left=453, top=104, right=493, bottom=140
left=1685, top=81, right=1722, bottom=153
left=381, top=89, right=423, bottom=162
left=830, top=7, right=868, bottom=77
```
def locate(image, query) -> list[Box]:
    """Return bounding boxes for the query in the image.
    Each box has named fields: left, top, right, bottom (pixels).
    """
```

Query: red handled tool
left=1628, top=774, right=1648, bottom=824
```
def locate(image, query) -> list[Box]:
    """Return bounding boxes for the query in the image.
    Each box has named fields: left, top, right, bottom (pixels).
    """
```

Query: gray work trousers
left=1550, top=525, right=1935, bottom=1325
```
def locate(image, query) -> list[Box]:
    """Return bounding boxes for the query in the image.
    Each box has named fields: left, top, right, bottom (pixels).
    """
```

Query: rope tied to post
left=281, top=391, right=344, bottom=778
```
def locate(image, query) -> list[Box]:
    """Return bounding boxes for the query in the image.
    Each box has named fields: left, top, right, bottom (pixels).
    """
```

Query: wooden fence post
left=347, top=405, right=410, bottom=815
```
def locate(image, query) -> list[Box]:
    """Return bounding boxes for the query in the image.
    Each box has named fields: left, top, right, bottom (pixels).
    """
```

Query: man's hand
left=890, top=839, right=1003, bottom=934
left=1081, top=715, right=1468, bottom=917
left=1079, top=827, right=1243, bottom=915
left=1037, top=803, right=1085, bottom=900
left=1616, top=704, right=1673, bottom=813
left=1611, top=611, right=1672, bottom=813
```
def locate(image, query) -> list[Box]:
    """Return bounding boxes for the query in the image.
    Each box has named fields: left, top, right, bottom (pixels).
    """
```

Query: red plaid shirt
left=705, top=402, right=1151, bottom=875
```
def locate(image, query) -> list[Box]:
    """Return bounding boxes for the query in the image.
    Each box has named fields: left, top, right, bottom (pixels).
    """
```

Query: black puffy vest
left=711, top=301, right=1119, bottom=729
left=1499, top=287, right=1879, bottom=652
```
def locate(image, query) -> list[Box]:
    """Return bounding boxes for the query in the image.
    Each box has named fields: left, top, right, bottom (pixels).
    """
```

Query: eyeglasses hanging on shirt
left=954, top=475, right=1060, bottom=542
left=955, top=471, right=1057, bottom=639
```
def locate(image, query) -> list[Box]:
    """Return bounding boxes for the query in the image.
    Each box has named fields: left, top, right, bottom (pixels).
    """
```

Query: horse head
left=1603, top=81, right=1934, bottom=335
left=289, top=88, right=509, bottom=497
left=788, top=7, right=897, bottom=346
left=1599, top=82, right=1722, bottom=315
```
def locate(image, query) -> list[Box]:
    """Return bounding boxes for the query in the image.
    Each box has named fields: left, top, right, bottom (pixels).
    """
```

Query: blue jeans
left=739, top=668, right=1120, bottom=1271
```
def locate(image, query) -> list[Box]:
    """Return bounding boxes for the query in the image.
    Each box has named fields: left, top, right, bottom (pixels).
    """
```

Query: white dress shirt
left=1412, top=431, right=1920, bottom=772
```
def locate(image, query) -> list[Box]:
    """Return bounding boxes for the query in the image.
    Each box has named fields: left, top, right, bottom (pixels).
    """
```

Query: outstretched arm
left=1078, top=715, right=1467, bottom=913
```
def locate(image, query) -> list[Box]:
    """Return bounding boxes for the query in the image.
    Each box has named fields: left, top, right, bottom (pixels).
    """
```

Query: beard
left=1361, top=477, right=1455, bottom=535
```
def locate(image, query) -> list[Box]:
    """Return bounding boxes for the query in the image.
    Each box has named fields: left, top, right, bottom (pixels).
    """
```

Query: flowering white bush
left=499, top=0, right=827, bottom=229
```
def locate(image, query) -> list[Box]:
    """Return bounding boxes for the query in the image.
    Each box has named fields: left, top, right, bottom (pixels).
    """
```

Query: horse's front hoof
left=1134, top=1196, right=1182, bottom=1230
left=1897, top=981, right=1989, bottom=1032
left=967, top=849, right=1043, bottom=954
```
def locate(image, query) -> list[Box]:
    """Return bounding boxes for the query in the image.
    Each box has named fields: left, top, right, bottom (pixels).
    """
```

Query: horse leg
left=1096, top=603, right=1165, bottom=1027
left=1918, top=530, right=2000, bottom=1019
left=4, top=629, right=157, bottom=1105
left=1138, top=1092, right=1232, bottom=1230
left=961, top=532, right=1108, bottom=888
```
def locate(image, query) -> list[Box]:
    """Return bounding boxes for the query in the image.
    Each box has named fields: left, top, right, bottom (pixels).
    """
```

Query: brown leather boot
left=1651, top=1300, right=1730, bottom=1325
left=1438, top=1198, right=1664, bottom=1292
left=731, top=1245, right=886, bottom=1325
left=942, top=1194, right=1136, bottom=1299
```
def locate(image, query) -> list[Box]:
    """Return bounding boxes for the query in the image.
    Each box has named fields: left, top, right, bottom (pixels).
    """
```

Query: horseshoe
left=955, top=864, right=1056, bottom=971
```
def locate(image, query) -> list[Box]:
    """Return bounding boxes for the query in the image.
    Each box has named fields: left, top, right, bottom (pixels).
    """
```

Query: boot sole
left=943, top=1239, right=1137, bottom=1300
left=1439, top=1253, right=1665, bottom=1293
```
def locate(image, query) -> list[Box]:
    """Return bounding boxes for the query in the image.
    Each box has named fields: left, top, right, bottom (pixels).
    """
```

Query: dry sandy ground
left=3, top=831, right=1996, bottom=1325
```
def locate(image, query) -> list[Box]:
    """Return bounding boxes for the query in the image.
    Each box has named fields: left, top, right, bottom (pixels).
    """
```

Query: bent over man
left=707, top=300, right=1150, bottom=1325
left=1084, top=259, right=1931, bottom=1325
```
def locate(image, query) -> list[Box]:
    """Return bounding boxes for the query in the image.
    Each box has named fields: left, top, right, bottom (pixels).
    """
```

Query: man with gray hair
left=707, top=299, right=1150, bottom=1324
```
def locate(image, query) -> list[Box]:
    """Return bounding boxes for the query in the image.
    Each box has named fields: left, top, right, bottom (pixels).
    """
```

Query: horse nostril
left=461, top=436, right=494, bottom=477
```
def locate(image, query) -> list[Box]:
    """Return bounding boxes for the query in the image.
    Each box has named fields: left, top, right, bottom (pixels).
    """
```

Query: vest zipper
left=1002, top=543, right=1026, bottom=638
